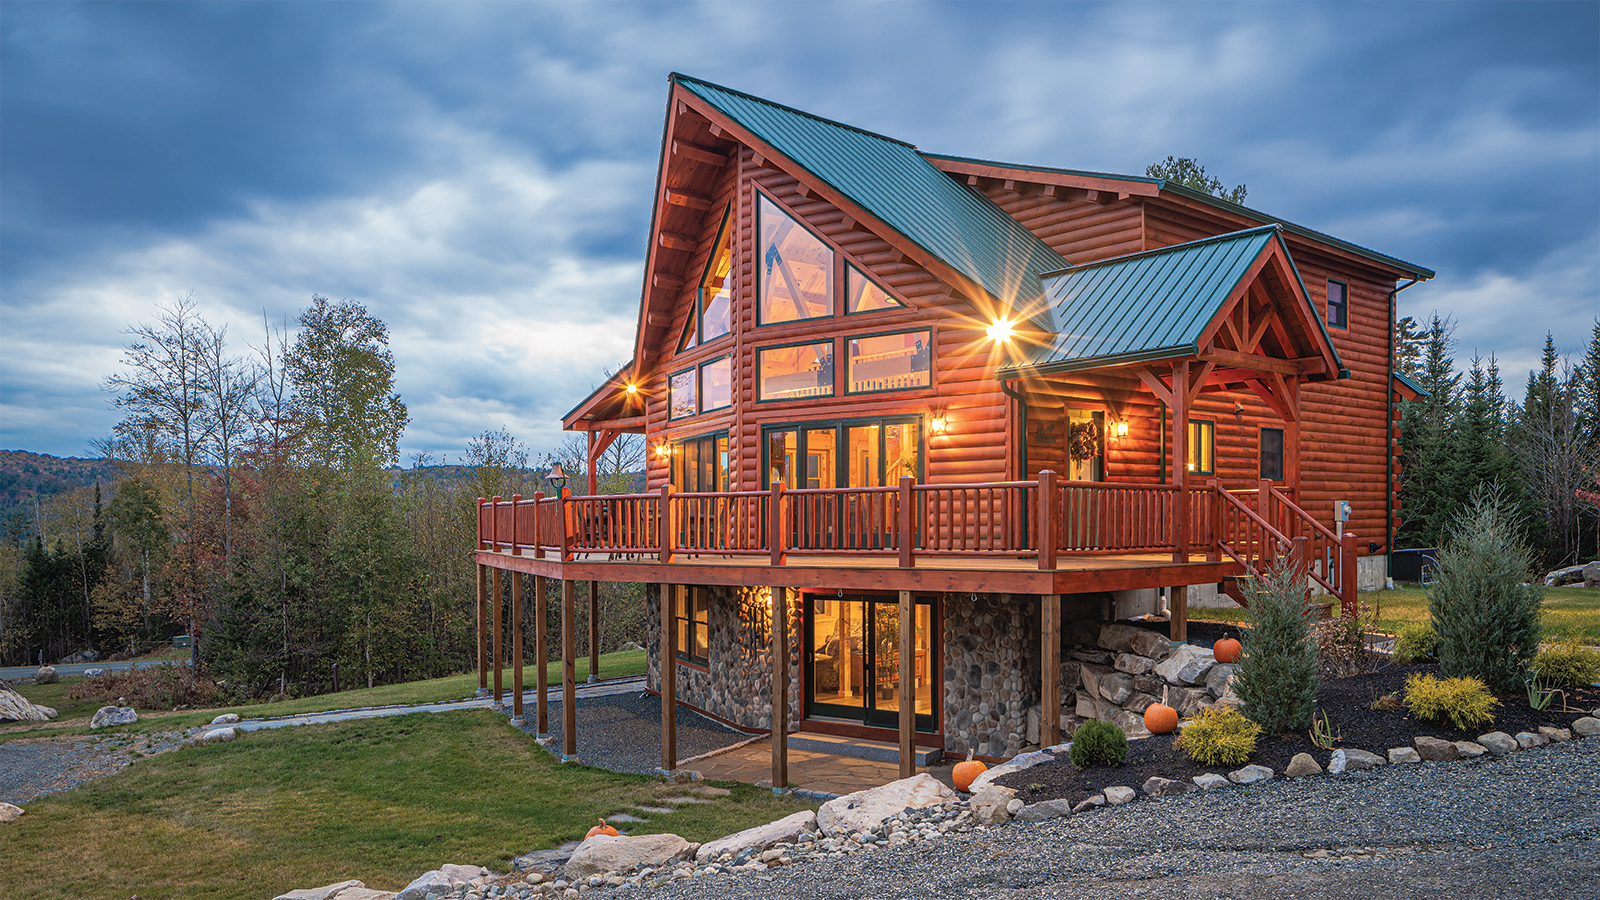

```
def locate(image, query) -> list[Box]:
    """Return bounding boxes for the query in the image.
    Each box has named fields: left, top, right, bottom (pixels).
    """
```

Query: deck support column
left=1170, top=359, right=1190, bottom=645
left=475, top=563, right=487, bottom=695
left=511, top=572, right=524, bottom=723
left=661, top=584, right=678, bottom=772
left=492, top=567, right=503, bottom=707
left=562, top=578, right=577, bottom=761
left=1171, top=584, right=1188, bottom=644
left=898, top=589, right=915, bottom=779
left=1040, top=593, right=1061, bottom=748
left=588, top=581, right=601, bottom=682
left=770, top=587, right=788, bottom=792
left=535, top=575, right=549, bottom=738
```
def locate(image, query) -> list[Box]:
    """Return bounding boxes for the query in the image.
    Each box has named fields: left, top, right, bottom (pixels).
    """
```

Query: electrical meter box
left=1334, top=500, right=1351, bottom=523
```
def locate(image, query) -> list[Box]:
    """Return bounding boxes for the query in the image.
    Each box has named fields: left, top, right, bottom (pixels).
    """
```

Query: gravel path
left=0, top=733, right=188, bottom=804
left=515, top=691, right=750, bottom=775
left=609, top=739, right=1600, bottom=900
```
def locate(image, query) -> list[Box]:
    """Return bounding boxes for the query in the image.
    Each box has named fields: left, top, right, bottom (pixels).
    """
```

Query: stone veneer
left=940, top=593, right=1037, bottom=759
left=645, top=584, right=801, bottom=730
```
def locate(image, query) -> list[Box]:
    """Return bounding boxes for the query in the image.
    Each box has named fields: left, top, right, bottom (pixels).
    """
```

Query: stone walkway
left=685, top=740, right=939, bottom=795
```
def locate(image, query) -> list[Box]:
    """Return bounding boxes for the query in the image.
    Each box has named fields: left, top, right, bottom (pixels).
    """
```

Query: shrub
left=1427, top=486, right=1543, bottom=692
left=1530, top=633, right=1600, bottom=687
left=1312, top=603, right=1376, bottom=678
left=1403, top=673, right=1500, bottom=730
left=1174, top=707, right=1262, bottom=766
left=1069, top=718, right=1128, bottom=768
left=65, top=662, right=220, bottom=710
left=1392, top=622, right=1438, bottom=664
left=1234, top=556, right=1320, bottom=733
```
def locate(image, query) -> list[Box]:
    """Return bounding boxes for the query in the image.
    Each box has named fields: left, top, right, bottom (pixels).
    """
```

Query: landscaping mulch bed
left=995, top=656, right=1599, bottom=806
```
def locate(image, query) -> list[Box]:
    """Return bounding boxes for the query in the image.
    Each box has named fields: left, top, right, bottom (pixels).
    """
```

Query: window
left=847, top=330, right=932, bottom=394
left=1186, top=419, right=1215, bottom=475
left=759, top=341, right=834, bottom=401
left=1326, top=280, right=1348, bottom=329
left=758, top=194, right=833, bottom=325
left=668, top=368, right=696, bottom=420
left=763, top=418, right=921, bottom=489
left=673, top=586, right=709, bottom=665
left=700, top=208, right=733, bottom=341
left=677, top=313, right=697, bottom=352
left=671, top=432, right=728, bottom=492
left=700, top=356, right=732, bottom=412
left=1260, top=427, right=1285, bottom=481
left=846, top=264, right=906, bottom=314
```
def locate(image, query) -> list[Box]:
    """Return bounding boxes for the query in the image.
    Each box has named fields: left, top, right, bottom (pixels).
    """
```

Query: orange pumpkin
left=1143, top=702, right=1179, bottom=735
left=952, top=750, right=987, bottom=792
left=1213, top=638, right=1242, bottom=664
left=586, top=818, right=619, bottom=839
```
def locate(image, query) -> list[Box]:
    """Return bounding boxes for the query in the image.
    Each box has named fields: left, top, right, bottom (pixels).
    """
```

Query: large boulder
left=1584, top=561, right=1600, bottom=589
left=276, top=880, right=396, bottom=900
left=197, top=726, right=238, bottom=744
left=1572, top=717, right=1600, bottom=738
left=1205, top=664, right=1236, bottom=698
left=817, top=773, right=957, bottom=838
left=393, top=870, right=451, bottom=900
left=1545, top=563, right=1588, bottom=587
left=1015, top=799, right=1075, bottom=823
left=1328, top=748, right=1384, bottom=774
left=0, top=684, right=57, bottom=723
left=90, top=706, right=138, bottom=729
left=565, top=833, right=690, bottom=880
left=1097, top=623, right=1172, bottom=660
left=1414, top=736, right=1459, bottom=761
left=969, top=784, right=1019, bottom=825
left=0, top=803, right=23, bottom=823
left=1154, top=644, right=1215, bottom=686
left=696, top=810, right=816, bottom=861
left=35, top=666, right=58, bottom=684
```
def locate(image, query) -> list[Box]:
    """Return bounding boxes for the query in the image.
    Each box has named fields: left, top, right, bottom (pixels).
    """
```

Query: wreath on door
left=1069, top=420, right=1101, bottom=461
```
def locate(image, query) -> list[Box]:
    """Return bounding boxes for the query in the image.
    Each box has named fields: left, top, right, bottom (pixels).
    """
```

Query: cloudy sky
left=3, top=1, right=1596, bottom=462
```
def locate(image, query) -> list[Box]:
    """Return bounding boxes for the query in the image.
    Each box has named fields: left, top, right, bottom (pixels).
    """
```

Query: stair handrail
left=1216, top=486, right=1340, bottom=596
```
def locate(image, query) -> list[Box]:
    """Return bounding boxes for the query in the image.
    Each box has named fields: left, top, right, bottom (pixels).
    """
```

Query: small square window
left=700, top=356, right=732, bottom=411
left=1326, top=280, right=1348, bottom=330
left=1260, top=427, right=1285, bottom=481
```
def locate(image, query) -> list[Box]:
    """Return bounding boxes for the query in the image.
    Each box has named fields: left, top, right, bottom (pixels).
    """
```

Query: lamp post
left=545, top=463, right=568, bottom=494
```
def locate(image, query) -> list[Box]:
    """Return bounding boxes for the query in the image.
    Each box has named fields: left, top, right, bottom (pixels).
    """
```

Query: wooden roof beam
left=659, top=231, right=697, bottom=252
left=1200, top=347, right=1298, bottom=377
left=673, top=140, right=729, bottom=167
left=664, top=188, right=712, bottom=211
left=652, top=272, right=684, bottom=291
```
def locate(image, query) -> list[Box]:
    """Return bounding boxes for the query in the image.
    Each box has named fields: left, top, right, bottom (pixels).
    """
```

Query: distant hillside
left=0, top=450, right=122, bottom=532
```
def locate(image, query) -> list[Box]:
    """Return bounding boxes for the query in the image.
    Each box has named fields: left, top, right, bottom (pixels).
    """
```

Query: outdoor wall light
left=654, top=442, right=671, bottom=459
left=625, top=382, right=639, bottom=395
left=929, top=414, right=949, bottom=435
left=1115, top=420, right=1129, bottom=437
left=985, top=318, right=1015, bottom=343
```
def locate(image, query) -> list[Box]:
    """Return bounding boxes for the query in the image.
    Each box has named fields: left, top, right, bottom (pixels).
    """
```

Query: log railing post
left=898, top=475, right=915, bottom=568
left=660, top=484, right=676, bottom=564
left=532, top=491, right=545, bottom=559
left=1340, top=531, right=1359, bottom=619
left=1205, top=479, right=1220, bottom=562
left=491, top=495, right=501, bottom=553
left=511, top=494, right=523, bottom=556
left=1289, top=535, right=1311, bottom=603
left=557, top=488, right=573, bottom=561
left=1037, top=470, right=1058, bottom=571
left=477, top=497, right=488, bottom=550
left=769, top=481, right=787, bottom=567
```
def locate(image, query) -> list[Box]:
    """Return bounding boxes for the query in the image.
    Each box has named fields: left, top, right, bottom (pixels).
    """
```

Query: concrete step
left=788, top=731, right=943, bottom=766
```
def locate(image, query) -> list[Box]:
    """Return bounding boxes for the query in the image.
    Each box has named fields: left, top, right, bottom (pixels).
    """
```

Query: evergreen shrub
left=1403, top=673, right=1499, bottom=729
left=1234, top=558, right=1320, bottom=732
left=1427, top=486, right=1544, bottom=692
left=1392, top=622, right=1438, bottom=664
left=1069, top=719, right=1127, bottom=768
left=1530, top=633, right=1600, bottom=687
left=1174, top=707, right=1262, bottom=766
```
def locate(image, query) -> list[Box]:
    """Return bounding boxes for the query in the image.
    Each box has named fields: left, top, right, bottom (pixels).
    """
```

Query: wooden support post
left=588, top=580, right=600, bottom=683
left=898, top=589, right=915, bottom=778
left=557, top=488, right=573, bottom=561
left=898, top=475, right=915, bottom=568
left=1170, top=584, right=1188, bottom=644
left=661, top=584, right=678, bottom=771
left=492, top=567, right=503, bottom=706
left=1340, top=532, right=1359, bottom=619
left=1038, top=470, right=1058, bottom=571
left=562, top=579, right=577, bottom=760
left=1041, top=593, right=1061, bottom=748
left=535, top=575, right=549, bottom=736
left=1206, top=478, right=1222, bottom=562
left=475, top=563, right=487, bottom=692
left=1171, top=361, right=1190, bottom=563
left=770, top=586, right=788, bottom=792
left=512, top=571, right=524, bottom=720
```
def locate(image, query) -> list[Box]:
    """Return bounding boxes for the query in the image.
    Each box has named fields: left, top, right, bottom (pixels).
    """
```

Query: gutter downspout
left=1387, top=276, right=1422, bottom=582
left=1001, top=378, right=1028, bottom=479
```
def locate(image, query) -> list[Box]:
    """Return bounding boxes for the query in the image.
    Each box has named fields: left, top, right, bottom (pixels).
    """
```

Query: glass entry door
left=805, top=594, right=937, bottom=731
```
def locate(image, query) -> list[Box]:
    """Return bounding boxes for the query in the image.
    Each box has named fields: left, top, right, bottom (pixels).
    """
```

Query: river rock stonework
left=645, top=584, right=801, bottom=730
left=941, top=593, right=1036, bottom=759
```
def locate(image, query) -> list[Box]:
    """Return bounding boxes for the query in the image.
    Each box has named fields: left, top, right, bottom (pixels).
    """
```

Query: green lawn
left=1190, top=584, right=1600, bottom=641
left=0, top=710, right=811, bottom=900
left=4, top=648, right=647, bottom=741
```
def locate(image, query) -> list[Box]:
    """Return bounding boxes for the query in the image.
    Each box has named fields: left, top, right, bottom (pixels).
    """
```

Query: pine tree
left=1398, top=315, right=1461, bottom=547
left=1233, top=557, right=1319, bottom=733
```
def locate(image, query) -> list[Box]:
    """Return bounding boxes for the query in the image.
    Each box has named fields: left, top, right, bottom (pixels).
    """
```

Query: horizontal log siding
left=1143, top=200, right=1401, bottom=549
left=974, top=186, right=1144, bottom=266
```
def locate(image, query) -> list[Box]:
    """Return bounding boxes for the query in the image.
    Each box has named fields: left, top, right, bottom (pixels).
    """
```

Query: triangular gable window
left=700, top=207, right=733, bottom=341
left=759, top=194, right=833, bottom=325
left=846, top=264, right=907, bottom=314
left=677, top=309, right=698, bottom=352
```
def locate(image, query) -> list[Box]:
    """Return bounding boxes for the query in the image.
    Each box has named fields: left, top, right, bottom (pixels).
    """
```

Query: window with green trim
left=1186, top=420, right=1215, bottom=475
left=700, top=356, right=732, bottom=411
left=846, top=264, right=906, bottom=314
left=671, top=431, right=728, bottom=492
left=1326, top=280, right=1348, bottom=330
left=668, top=368, right=696, bottom=420
left=846, top=330, right=931, bottom=394
left=700, top=208, right=733, bottom=341
left=1260, top=427, right=1284, bottom=481
left=673, top=586, right=709, bottom=665
left=758, top=194, right=833, bottom=325
left=759, top=341, right=834, bottom=401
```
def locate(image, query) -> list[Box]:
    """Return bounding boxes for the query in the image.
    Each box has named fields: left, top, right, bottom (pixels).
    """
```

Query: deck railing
left=477, top=472, right=1356, bottom=613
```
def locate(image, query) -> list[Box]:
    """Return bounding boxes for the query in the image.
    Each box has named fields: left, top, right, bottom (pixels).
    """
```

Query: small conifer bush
left=1392, top=622, right=1438, bottom=664
left=1403, top=673, right=1500, bottom=730
left=1069, top=718, right=1128, bottom=768
left=1174, top=707, right=1262, bottom=766
left=1530, top=633, right=1600, bottom=687
left=1427, top=486, right=1543, bottom=692
left=1234, top=556, right=1320, bottom=732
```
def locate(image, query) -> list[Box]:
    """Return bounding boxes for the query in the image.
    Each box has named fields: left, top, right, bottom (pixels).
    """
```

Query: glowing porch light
left=985, top=318, right=1015, bottom=343
left=1116, top=421, right=1129, bottom=437
left=654, top=442, right=671, bottom=459
left=929, top=415, right=949, bottom=435
left=625, top=383, right=639, bottom=395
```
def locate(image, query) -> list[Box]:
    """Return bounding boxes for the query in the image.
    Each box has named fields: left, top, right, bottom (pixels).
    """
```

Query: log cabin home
left=472, top=74, right=1433, bottom=779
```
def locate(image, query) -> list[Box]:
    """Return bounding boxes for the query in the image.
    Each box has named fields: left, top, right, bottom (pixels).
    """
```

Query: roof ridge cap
left=669, top=72, right=917, bottom=150
left=1037, top=225, right=1280, bottom=279
left=922, top=152, right=1162, bottom=186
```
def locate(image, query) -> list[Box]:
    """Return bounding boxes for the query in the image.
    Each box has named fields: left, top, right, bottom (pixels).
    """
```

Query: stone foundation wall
left=939, top=593, right=1037, bottom=760
left=645, top=584, right=801, bottom=731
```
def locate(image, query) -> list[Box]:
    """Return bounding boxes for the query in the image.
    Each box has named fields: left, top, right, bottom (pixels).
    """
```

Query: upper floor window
left=759, top=195, right=833, bottom=325
left=1326, top=280, right=1348, bottom=330
left=669, top=367, right=696, bottom=419
left=759, top=341, right=834, bottom=402
left=1186, top=419, right=1215, bottom=475
left=669, top=356, right=731, bottom=419
left=847, top=264, right=906, bottom=314
left=847, top=330, right=932, bottom=394
left=700, top=208, right=733, bottom=341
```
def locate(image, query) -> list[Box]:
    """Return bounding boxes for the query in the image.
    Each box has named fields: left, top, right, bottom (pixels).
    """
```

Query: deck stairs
left=788, top=731, right=943, bottom=766
left=1213, top=481, right=1356, bottom=617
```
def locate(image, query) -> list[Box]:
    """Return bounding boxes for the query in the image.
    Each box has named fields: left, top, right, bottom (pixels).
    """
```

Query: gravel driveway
left=611, top=739, right=1599, bottom=900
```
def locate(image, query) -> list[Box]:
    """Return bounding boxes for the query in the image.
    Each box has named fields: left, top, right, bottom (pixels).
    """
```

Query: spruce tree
left=1398, top=314, right=1461, bottom=547
left=1234, top=558, right=1320, bottom=733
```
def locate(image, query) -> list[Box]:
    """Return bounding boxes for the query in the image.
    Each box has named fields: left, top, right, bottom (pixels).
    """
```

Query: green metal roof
left=1004, top=225, right=1342, bottom=376
left=672, top=74, right=1067, bottom=332
left=1392, top=370, right=1431, bottom=400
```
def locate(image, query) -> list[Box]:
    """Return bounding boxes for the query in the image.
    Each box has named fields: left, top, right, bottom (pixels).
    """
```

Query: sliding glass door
left=805, top=593, right=937, bottom=731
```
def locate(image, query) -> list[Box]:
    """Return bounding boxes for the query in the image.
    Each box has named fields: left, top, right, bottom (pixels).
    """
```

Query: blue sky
left=3, top=1, right=1596, bottom=461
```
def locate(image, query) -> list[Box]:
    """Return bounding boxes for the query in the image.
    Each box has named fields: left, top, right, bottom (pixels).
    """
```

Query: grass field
left=4, top=648, right=648, bottom=741
left=1190, top=584, right=1600, bottom=641
left=0, top=710, right=811, bottom=900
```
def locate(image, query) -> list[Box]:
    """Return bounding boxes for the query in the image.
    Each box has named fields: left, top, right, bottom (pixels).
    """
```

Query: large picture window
left=700, top=356, right=732, bottom=412
left=1186, top=420, right=1216, bottom=475
left=673, top=586, right=709, bottom=665
left=847, top=330, right=932, bottom=394
left=759, top=195, right=833, bottom=325
left=759, top=341, right=834, bottom=402
left=671, top=431, right=728, bottom=493
left=764, top=417, right=921, bottom=490
left=668, top=368, right=696, bottom=420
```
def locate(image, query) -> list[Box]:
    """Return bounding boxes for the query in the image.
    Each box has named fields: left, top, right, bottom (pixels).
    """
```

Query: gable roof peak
left=668, top=73, right=918, bottom=149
